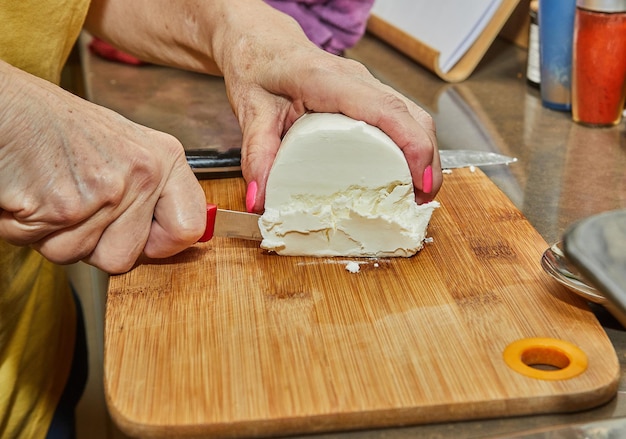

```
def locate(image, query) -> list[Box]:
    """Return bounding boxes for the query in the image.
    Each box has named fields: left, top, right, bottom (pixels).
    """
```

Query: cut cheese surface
left=259, top=112, right=439, bottom=257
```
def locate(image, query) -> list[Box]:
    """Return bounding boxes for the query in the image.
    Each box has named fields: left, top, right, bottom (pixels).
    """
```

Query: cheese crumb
left=345, top=261, right=361, bottom=273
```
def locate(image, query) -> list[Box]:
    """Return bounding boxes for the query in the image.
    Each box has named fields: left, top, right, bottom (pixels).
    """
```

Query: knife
left=198, top=204, right=262, bottom=242
left=438, top=149, right=517, bottom=169
left=196, top=150, right=517, bottom=242
left=186, top=149, right=517, bottom=176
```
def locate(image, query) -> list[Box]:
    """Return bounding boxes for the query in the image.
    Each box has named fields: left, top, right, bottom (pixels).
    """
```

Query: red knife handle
left=198, top=203, right=217, bottom=242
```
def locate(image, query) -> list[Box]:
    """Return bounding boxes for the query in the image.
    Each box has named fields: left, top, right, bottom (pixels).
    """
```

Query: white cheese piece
left=345, top=261, right=361, bottom=273
left=259, top=112, right=439, bottom=257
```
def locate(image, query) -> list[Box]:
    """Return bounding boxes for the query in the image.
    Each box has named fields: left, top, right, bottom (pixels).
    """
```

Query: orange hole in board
left=521, top=346, right=571, bottom=370
left=503, top=337, right=588, bottom=380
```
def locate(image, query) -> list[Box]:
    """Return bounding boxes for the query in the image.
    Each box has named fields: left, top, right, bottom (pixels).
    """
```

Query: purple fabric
left=265, top=0, right=375, bottom=54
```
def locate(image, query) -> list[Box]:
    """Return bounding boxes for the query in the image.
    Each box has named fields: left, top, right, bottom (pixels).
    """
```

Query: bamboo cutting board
left=105, top=169, right=619, bottom=438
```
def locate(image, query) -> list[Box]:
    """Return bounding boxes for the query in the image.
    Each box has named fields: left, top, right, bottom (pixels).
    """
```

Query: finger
left=394, top=103, right=442, bottom=203
left=238, top=97, right=295, bottom=213
left=0, top=193, right=89, bottom=245
left=142, top=159, right=207, bottom=259
left=80, top=200, right=154, bottom=274
left=32, top=221, right=106, bottom=266
left=0, top=210, right=50, bottom=246
left=0, top=197, right=105, bottom=260
left=414, top=150, right=443, bottom=205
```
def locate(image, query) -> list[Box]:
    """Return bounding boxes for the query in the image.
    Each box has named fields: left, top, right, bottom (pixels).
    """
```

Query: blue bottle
left=538, top=0, right=577, bottom=111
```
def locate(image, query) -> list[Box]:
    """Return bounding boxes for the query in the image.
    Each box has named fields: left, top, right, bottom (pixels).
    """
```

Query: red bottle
left=572, top=0, right=626, bottom=127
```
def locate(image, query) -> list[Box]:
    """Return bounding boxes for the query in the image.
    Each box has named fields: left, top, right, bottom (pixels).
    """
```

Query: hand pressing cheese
left=259, top=113, right=439, bottom=257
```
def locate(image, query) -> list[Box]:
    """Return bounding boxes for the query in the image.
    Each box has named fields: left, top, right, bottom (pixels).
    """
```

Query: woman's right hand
left=0, top=61, right=207, bottom=274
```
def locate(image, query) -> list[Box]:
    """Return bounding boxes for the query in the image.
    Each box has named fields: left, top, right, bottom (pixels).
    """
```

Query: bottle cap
left=530, top=0, right=539, bottom=13
left=577, top=0, right=626, bottom=12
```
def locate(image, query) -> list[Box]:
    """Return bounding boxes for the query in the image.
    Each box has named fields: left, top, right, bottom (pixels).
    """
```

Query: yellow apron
left=0, top=0, right=90, bottom=436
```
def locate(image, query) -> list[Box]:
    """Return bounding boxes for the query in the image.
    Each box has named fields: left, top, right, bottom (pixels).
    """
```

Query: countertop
left=81, top=32, right=626, bottom=438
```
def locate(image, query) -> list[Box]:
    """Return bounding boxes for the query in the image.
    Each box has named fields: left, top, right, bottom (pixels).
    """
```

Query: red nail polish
left=422, top=165, right=433, bottom=194
left=246, top=181, right=257, bottom=213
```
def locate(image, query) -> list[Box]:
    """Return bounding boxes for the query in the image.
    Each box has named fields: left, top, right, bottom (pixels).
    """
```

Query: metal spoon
left=542, top=241, right=626, bottom=326
left=542, top=242, right=605, bottom=303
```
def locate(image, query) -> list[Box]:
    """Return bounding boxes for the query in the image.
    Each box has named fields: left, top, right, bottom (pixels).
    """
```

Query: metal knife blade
left=439, top=149, right=517, bottom=169
left=199, top=204, right=262, bottom=242
left=186, top=149, right=516, bottom=175
left=194, top=149, right=517, bottom=242
left=185, top=149, right=242, bottom=178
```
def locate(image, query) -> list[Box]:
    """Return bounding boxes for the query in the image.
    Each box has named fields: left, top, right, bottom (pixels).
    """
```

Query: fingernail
left=246, top=181, right=258, bottom=213
left=422, top=165, right=433, bottom=194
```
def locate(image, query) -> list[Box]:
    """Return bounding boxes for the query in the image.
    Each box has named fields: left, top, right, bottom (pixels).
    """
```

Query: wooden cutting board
left=105, top=168, right=619, bottom=438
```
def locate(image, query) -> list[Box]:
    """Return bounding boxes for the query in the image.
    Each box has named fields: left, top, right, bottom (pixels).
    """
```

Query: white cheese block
left=259, top=113, right=439, bottom=257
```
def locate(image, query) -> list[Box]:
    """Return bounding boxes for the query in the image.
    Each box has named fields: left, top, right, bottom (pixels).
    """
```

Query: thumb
left=144, top=159, right=207, bottom=258
left=239, top=108, right=290, bottom=213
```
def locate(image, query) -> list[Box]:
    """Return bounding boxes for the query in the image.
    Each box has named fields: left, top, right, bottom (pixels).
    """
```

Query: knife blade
left=199, top=204, right=262, bottom=242
left=439, top=149, right=517, bottom=169
left=186, top=149, right=516, bottom=175
left=185, top=149, right=242, bottom=178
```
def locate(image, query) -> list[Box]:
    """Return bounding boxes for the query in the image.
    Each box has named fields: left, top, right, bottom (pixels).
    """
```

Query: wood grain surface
left=105, top=169, right=619, bottom=438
